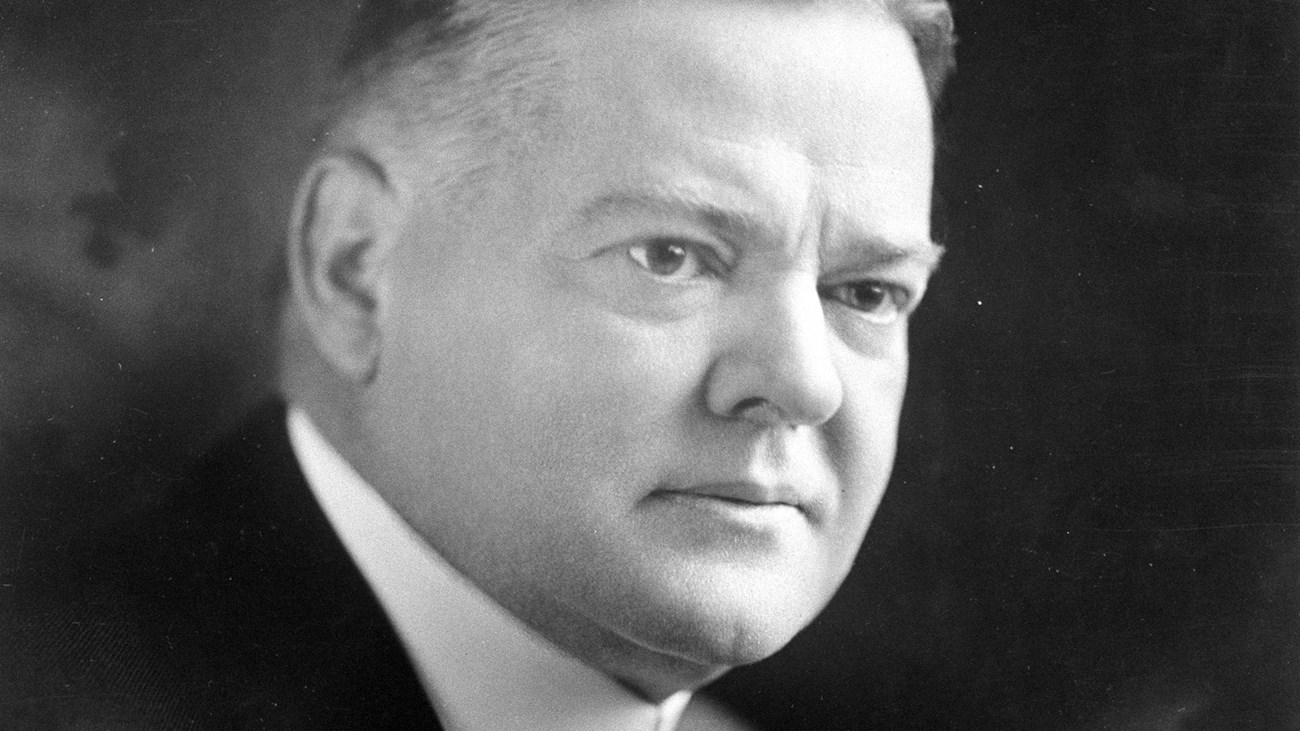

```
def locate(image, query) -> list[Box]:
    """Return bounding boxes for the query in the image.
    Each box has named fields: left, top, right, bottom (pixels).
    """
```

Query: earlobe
left=288, top=151, right=400, bottom=384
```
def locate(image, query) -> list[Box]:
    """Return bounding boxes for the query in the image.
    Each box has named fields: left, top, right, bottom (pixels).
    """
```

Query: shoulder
left=3, top=399, right=438, bottom=728
left=0, top=499, right=222, bottom=727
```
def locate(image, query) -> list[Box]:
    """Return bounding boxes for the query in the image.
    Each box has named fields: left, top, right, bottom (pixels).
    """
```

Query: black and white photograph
left=2, top=1, right=1295, bottom=729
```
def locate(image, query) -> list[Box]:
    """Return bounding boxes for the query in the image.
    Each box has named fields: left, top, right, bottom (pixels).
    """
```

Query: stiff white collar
left=287, top=407, right=691, bottom=731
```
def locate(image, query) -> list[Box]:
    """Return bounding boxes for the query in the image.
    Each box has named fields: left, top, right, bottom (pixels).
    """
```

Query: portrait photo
left=1, top=1, right=1295, bottom=729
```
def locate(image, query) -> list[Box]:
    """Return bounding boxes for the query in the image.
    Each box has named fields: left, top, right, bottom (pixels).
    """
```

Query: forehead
left=560, top=2, right=924, bottom=144
left=513, top=0, right=933, bottom=237
left=542, top=2, right=931, bottom=168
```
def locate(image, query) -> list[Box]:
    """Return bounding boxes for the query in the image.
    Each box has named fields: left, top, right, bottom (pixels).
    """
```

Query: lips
left=653, top=480, right=814, bottom=519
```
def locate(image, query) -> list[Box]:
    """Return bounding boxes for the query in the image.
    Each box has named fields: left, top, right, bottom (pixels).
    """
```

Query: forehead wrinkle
left=824, top=234, right=946, bottom=273
left=572, top=185, right=771, bottom=246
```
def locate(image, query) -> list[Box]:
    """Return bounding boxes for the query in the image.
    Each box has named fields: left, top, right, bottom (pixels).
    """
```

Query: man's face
left=366, top=0, right=936, bottom=692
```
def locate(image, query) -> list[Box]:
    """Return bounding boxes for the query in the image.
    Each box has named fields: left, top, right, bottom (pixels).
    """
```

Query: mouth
left=651, top=481, right=812, bottom=519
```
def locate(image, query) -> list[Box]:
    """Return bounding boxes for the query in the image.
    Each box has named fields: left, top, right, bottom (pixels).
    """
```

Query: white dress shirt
left=287, top=407, right=692, bottom=731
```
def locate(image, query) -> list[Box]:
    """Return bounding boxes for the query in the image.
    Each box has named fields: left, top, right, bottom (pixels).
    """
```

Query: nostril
left=732, top=398, right=791, bottom=428
left=731, top=397, right=767, bottom=416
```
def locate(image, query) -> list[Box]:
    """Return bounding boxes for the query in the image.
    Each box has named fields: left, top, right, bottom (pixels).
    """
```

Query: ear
left=288, top=152, right=401, bottom=384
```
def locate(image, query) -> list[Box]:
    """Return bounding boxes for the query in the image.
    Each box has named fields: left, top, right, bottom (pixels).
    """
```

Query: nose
left=705, top=277, right=844, bottom=427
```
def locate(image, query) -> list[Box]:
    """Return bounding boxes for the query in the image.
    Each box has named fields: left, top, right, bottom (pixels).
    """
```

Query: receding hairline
left=321, top=0, right=955, bottom=201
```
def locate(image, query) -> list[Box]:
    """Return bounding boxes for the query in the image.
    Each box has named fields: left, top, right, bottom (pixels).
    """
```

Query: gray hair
left=323, top=0, right=956, bottom=204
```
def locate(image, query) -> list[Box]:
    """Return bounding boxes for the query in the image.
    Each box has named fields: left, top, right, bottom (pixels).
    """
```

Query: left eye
left=627, top=238, right=710, bottom=280
left=819, top=280, right=908, bottom=323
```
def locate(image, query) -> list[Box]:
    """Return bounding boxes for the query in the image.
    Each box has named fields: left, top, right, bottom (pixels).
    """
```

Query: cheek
left=498, top=305, right=711, bottom=491
left=378, top=269, right=708, bottom=497
left=826, top=347, right=909, bottom=521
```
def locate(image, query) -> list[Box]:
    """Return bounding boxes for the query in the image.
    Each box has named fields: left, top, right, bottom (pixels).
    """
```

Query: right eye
left=626, top=238, right=717, bottom=282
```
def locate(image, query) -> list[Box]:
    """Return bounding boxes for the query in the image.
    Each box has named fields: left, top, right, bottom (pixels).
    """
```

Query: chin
left=591, top=596, right=810, bottom=699
left=622, top=563, right=837, bottom=673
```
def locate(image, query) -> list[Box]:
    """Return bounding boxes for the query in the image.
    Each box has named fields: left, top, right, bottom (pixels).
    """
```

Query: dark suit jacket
left=1, top=401, right=442, bottom=729
left=1, top=402, right=757, bottom=731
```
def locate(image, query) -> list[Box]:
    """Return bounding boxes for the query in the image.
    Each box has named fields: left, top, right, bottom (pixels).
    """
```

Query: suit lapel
left=143, top=401, right=444, bottom=729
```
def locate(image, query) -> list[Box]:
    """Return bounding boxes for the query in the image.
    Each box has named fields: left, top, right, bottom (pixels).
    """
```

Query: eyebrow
left=574, top=187, right=767, bottom=245
left=845, top=235, right=947, bottom=272
left=572, top=186, right=947, bottom=272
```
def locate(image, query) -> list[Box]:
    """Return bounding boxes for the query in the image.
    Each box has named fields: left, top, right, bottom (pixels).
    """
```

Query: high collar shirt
left=287, top=407, right=692, bottom=731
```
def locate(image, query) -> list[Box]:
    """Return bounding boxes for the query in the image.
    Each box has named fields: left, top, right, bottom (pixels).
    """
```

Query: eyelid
left=626, top=235, right=733, bottom=278
left=881, top=280, right=920, bottom=315
left=822, top=270, right=912, bottom=295
left=819, top=278, right=907, bottom=301
left=686, top=238, right=733, bottom=277
left=881, top=280, right=915, bottom=309
left=822, top=259, right=929, bottom=301
left=815, top=281, right=908, bottom=329
left=819, top=275, right=924, bottom=322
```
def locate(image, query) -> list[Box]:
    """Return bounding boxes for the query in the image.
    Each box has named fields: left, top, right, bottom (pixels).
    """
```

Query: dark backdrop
left=710, top=1, right=1299, bottom=728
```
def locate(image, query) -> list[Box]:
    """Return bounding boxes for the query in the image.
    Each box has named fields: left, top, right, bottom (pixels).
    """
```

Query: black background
left=711, top=1, right=1299, bottom=728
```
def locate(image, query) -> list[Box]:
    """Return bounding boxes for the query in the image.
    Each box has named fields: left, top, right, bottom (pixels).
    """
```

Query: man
left=4, top=0, right=954, bottom=728
left=0, top=1, right=349, bottom=564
